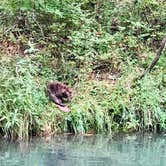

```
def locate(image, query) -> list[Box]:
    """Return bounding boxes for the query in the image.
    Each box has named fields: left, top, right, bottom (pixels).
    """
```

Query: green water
left=0, top=133, right=165, bottom=166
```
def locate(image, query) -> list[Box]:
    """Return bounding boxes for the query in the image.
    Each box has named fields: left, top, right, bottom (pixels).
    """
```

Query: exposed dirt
left=0, top=40, right=24, bottom=55
left=0, top=39, right=44, bottom=56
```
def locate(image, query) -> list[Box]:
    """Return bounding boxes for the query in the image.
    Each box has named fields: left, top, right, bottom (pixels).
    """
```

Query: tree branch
left=139, top=35, right=166, bottom=80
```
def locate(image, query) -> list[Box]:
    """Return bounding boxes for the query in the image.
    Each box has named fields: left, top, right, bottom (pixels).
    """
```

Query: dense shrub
left=0, top=0, right=165, bottom=139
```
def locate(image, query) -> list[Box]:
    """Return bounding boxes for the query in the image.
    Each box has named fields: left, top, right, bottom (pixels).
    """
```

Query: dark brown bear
left=46, top=82, right=72, bottom=112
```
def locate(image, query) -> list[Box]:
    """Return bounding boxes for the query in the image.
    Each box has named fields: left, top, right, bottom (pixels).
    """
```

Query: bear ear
left=62, top=85, right=66, bottom=90
left=64, top=86, right=68, bottom=90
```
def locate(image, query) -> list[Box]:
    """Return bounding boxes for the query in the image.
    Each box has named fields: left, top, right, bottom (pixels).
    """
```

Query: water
left=0, top=133, right=166, bottom=166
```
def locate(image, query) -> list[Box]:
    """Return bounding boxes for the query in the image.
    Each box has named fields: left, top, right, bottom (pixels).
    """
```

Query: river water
left=0, top=133, right=165, bottom=166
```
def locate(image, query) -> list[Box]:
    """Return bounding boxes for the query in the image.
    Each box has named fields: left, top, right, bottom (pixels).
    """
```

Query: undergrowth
left=0, top=0, right=166, bottom=139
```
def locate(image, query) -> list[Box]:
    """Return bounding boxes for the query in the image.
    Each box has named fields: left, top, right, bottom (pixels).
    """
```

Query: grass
left=0, top=52, right=165, bottom=139
left=0, top=0, right=166, bottom=139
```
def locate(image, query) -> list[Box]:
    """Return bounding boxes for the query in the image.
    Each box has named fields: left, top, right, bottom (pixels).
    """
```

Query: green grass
left=0, top=53, right=165, bottom=139
left=0, top=0, right=166, bottom=139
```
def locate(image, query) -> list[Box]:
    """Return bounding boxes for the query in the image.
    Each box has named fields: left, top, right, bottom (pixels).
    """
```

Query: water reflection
left=0, top=133, right=166, bottom=166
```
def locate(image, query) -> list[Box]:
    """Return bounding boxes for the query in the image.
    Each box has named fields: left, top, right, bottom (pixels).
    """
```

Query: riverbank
left=0, top=0, right=165, bottom=139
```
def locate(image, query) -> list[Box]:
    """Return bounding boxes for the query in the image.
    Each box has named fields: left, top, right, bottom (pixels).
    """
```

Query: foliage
left=0, top=0, right=166, bottom=139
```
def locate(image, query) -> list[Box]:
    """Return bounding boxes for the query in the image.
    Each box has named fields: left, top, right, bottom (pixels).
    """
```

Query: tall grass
left=0, top=0, right=166, bottom=139
left=0, top=53, right=165, bottom=139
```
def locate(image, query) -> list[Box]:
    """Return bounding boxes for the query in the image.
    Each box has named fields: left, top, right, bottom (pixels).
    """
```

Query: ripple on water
left=0, top=133, right=166, bottom=166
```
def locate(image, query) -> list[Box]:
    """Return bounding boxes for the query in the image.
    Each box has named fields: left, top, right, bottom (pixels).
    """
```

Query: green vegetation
left=0, top=0, right=166, bottom=139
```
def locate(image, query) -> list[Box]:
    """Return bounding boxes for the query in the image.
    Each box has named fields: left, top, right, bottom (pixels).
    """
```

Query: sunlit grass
left=0, top=53, right=165, bottom=139
left=0, top=0, right=166, bottom=139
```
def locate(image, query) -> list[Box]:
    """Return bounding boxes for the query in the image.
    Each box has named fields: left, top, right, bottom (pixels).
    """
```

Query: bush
left=0, top=0, right=165, bottom=139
